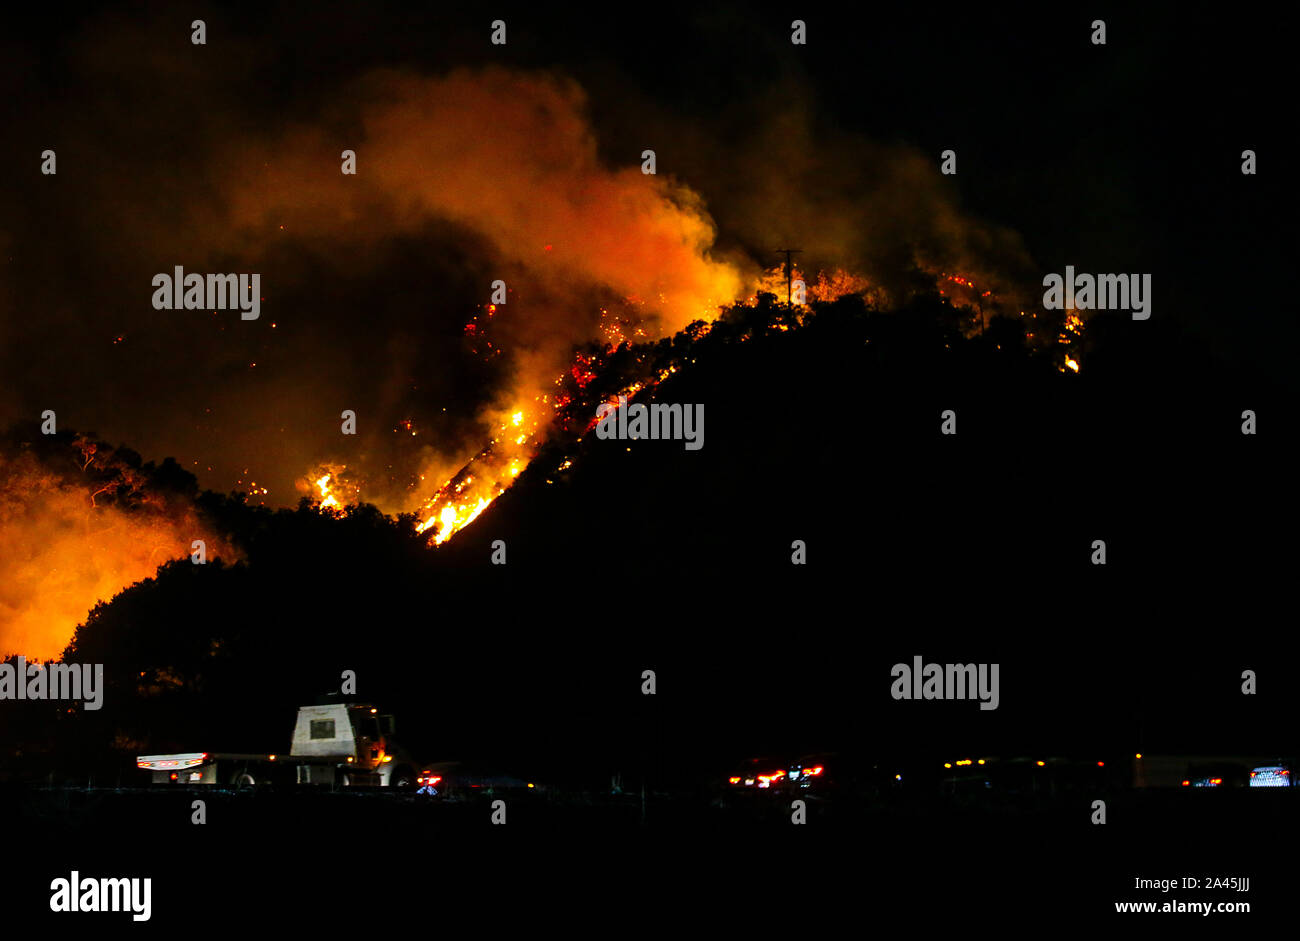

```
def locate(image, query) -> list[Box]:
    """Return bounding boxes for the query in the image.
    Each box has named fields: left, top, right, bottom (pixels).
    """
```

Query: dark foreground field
left=11, top=784, right=1292, bottom=926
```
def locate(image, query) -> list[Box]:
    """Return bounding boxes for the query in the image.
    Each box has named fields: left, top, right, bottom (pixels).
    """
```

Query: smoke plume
left=0, top=436, right=236, bottom=659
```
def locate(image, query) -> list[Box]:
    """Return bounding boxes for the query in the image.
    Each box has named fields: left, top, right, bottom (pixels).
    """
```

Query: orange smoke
left=0, top=445, right=235, bottom=660
left=236, top=67, right=747, bottom=520
left=227, top=66, right=743, bottom=338
left=748, top=266, right=886, bottom=307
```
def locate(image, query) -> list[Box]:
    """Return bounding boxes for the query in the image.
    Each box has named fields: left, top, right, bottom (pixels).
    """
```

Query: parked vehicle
left=137, top=700, right=428, bottom=789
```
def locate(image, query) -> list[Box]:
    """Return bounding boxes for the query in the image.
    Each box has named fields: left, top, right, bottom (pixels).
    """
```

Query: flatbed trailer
left=135, top=750, right=379, bottom=787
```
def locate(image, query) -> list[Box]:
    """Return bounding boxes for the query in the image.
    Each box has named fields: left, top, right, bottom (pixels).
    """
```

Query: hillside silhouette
left=2, top=289, right=1289, bottom=784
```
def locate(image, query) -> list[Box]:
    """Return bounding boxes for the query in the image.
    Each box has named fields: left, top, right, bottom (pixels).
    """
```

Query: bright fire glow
left=315, top=474, right=340, bottom=509
left=302, top=265, right=1057, bottom=550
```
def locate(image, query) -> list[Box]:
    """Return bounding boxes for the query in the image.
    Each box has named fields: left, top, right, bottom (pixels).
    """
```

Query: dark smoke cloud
left=1, top=6, right=1037, bottom=514
left=574, top=63, right=1040, bottom=311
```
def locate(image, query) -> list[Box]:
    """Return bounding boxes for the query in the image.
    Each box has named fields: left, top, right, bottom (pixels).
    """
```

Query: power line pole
left=775, top=248, right=802, bottom=306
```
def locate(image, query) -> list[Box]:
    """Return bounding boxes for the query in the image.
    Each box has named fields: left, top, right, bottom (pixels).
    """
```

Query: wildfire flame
left=309, top=295, right=709, bottom=545
left=305, top=264, right=1078, bottom=547
left=746, top=266, right=882, bottom=308
left=304, top=464, right=362, bottom=515
left=316, top=473, right=341, bottom=510
left=413, top=399, right=548, bottom=544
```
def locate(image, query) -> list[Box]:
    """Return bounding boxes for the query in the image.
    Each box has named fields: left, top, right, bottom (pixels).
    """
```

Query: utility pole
left=775, top=248, right=802, bottom=306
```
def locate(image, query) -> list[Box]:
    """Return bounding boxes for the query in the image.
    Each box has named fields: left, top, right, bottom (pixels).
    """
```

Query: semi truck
left=136, top=700, right=435, bottom=789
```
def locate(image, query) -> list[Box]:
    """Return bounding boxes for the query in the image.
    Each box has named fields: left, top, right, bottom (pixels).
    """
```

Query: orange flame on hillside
left=0, top=440, right=237, bottom=659
left=307, top=291, right=724, bottom=544
left=413, top=401, right=547, bottom=544
left=305, top=264, right=1077, bottom=546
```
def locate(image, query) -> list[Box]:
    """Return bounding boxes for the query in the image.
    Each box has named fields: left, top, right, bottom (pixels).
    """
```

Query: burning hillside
left=305, top=268, right=1087, bottom=547
left=0, top=257, right=1081, bottom=662
left=1, top=277, right=1089, bottom=665
left=0, top=433, right=237, bottom=659
left=1, top=55, right=1090, bottom=648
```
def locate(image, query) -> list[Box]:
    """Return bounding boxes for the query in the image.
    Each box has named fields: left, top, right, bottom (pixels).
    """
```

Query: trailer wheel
left=232, top=770, right=257, bottom=790
left=390, top=766, right=416, bottom=789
